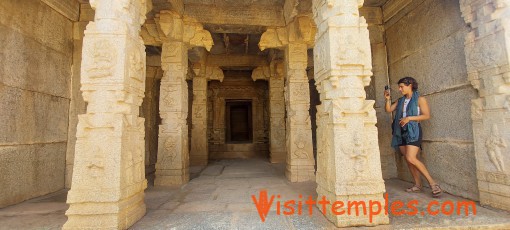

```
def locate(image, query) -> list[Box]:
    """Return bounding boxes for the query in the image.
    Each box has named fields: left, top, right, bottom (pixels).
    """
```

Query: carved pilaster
left=267, top=62, right=287, bottom=163
left=189, top=64, right=224, bottom=166
left=312, top=0, right=388, bottom=226
left=190, top=69, right=208, bottom=166
left=64, top=0, right=148, bottom=229
left=460, top=0, right=510, bottom=211
left=155, top=42, right=190, bottom=186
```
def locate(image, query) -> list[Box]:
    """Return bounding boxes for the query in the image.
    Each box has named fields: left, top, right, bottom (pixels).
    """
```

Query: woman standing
left=384, top=77, right=443, bottom=198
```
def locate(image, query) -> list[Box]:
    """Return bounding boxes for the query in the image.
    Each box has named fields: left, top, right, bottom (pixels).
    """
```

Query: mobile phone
left=384, top=85, right=390, bottom=91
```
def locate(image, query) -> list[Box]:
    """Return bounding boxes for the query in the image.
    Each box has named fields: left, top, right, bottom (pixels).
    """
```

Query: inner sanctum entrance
left=208, top=71, right=270, bottom=160
left=226, top=100, right=253, bottom=142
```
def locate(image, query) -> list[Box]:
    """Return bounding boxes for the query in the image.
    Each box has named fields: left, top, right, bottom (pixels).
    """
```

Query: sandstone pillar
left=259, top=16, right=317, bottom=181
left=64, top=0, right=148, bottom=229
left=155, top=42, right=189, bottom=186
left=312, top=0, right=389, bottom=226
left=190, top=65, right=224, bottom=166
left=269, top=62, right=287, bottom=163
left=252, top=64, right=287, bottom=163
left=460, top=0, right=510, bottom=211
left=148, top=11, right=214, bottom=180
left=284, top=43, right=315, bottom=182
left=190, top=73, right=209, bottom=166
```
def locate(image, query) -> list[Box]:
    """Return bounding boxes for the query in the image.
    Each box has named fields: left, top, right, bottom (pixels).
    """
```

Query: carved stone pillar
left=312, top=0, right=388, bottom=226
left=190, top=73, right=208, bottom=166
left=148, top=11, right=214, bottom=180
left=64, top=0, right=148, bottom=229
left=285, top=43, right=315, bottom=182
left=259, top=16, right=316, bottom=181
left=155, top=42, right=189, bottom=186
left=269, top=62, right=287, bottom=163
left=460, top=0, right=510, bottom=211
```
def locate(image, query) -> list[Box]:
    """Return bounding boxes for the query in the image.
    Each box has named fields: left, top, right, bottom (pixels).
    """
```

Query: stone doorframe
left=459, top=0, right=510, bottom=211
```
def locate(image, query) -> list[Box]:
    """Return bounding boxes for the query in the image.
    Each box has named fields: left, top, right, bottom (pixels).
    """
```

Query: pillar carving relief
left=154, top=11, right=214, bottom=185
left=460, top=0, right=510, bottom=211
left=156, top=42, right=189, bottom=186
left=252, top=63, right=287, bottom=162
left=312, top=0, right=388, bottom=226
left=64, top=0, right=148, bottom=229
left=259, top=15, right=316, bottom=181
left=269, top=61, right=287, bottom=163
left=190, top=65, right=224, bottom=166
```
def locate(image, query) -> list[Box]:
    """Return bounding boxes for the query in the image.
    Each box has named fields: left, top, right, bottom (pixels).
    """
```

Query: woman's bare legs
left=404, top=145, right=436, bottom=186
left=400, top=146, right=422, bottom=187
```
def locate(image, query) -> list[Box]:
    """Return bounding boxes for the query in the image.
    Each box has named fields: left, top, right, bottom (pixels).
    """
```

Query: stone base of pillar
left=155, top=169, right=190, bottom=186
left=270, top=151, right=286, bottom=163
left=63, top=191, right=146, bottom=229
left=316, top=186, right=389, bottom=227
left=285, top=163, right=315, bottom=182
left=190, top=157, right=208, bottom=166
left=480, top=190, right=510, bottom=211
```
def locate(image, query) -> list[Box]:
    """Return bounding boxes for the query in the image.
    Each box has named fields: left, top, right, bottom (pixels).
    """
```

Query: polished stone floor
left=1, top=158, right=510, bottom=229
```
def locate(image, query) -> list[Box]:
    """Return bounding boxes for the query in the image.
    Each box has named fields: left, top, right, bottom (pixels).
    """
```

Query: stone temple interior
left=1, top=0, right=510, bottom=229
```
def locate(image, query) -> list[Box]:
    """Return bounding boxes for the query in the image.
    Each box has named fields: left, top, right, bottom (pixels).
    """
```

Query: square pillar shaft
left=284, top=43, right=316, bottom=182
left=269, top=73, right=287, bottom=163
left=64, top=0, right=148, bottom=229
left=155, top=42, right=190, bottom=186
left=190, top=76, right=208, bottom=166
left=312, top=0, right=389, bottom=226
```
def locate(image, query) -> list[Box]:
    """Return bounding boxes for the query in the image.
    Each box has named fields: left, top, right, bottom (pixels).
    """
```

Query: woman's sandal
left=431, top=184, right=443, bottom=198
left=406, top=184, right=422, bottom=193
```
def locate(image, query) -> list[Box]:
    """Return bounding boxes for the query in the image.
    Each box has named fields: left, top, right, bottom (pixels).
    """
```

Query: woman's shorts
left=398, top=124, right=423, bottom=148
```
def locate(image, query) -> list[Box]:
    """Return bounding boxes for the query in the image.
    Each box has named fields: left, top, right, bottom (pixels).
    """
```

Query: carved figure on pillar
left=485, top=124, right=507, bottom=172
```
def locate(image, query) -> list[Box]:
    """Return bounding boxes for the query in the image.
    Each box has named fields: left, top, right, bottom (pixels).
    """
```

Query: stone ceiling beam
left=206, top=55, right=267, bottom=67
left=184, top=4, right=285, bottom=27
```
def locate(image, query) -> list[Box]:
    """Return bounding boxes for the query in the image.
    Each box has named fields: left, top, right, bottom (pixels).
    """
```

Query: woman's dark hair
left=398, top=76, right=418, bottom=91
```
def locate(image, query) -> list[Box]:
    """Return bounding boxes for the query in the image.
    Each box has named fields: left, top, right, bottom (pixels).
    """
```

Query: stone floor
left=1, top=158, right=510, bottom=229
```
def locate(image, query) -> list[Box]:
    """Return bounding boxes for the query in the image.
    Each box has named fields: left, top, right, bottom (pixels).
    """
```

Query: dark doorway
left=226, top=100, right=252, bottom=142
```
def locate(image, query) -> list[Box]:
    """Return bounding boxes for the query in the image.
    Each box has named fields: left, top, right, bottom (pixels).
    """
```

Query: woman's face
left=398, top=83, right=412, bottom=95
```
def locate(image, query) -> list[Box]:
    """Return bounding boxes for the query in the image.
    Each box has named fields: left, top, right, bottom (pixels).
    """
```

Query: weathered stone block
left=386, top=0, right=466, bottom=67
left=0, top=85, right=69, bottom=145
left=0, top=25, right=72, bottom=98
left=0, top=0, right=73, bottom=54
left=421, top=87, right=477, bottom=141
left=0, top=143, right=66, bottom=208
left=421, top=141, right=478, bottom=200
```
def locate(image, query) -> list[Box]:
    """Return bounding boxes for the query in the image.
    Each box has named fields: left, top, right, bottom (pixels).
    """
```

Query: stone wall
left=362, top=6, right=398, bottom=179
left=65, top=3, right=90, bottom=188
left=384, top=0, right=478, bottom=199
left=0, top=1, right=74, bottom=207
